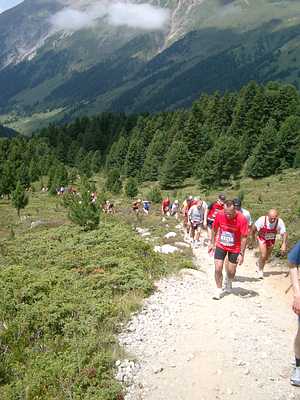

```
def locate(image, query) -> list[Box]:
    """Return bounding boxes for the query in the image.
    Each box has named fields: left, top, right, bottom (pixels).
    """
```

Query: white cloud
left=50, top=8, right=97, bottom=31
left=107, top=3, right=170, bottom=30
left=50, top=1, right=170, bottom=32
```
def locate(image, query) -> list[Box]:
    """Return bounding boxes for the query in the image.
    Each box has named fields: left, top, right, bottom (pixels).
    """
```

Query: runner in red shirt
left=205, top=194, right=226, bottom=245
left=161, top=196, right=171, bottom=216
left=208, top=200, right=248, bottom=300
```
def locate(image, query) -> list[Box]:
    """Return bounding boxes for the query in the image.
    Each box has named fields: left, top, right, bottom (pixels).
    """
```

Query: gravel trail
left=117, top=230, right=298, bottom=400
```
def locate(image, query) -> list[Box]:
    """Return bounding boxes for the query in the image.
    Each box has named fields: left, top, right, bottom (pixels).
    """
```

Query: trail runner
left=205, top=194, right=226, bottom=244
left=289, top=241, right=300, bottom=386
left=161, top=196, right=171, bottom=216
left=208, top=200, right=248, bottom=300
left=181, top=196, right=193, bottom=241
left=252, top=209, right=287, bottom=279
left=188, top=199, right=208, bottom=248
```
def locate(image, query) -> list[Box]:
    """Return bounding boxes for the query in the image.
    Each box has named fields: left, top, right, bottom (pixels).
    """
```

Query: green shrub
left=124, top=177, right=138, bottom=198
left=147, top=186, right=162, bottom=204
left=105, top=169, right=122, bottom=194
left=63, top=179, right=99, bottom=231
left=0, top=221, right=167, bottom=400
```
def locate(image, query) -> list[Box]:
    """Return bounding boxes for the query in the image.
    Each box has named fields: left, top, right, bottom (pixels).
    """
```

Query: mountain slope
left=1, top=0, right=300, bottom=129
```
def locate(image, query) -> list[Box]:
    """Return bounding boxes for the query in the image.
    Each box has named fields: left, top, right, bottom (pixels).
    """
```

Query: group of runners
left=172, top=192, right=300, bottom=386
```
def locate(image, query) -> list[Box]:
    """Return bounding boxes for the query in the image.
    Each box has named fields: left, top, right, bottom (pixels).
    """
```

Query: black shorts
left=207, top=219, right=214, bottom=229
left=214, top=246, right=239, bottom=264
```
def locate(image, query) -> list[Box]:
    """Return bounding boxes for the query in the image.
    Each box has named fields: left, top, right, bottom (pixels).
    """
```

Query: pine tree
left=11, top=181, right=29, bottom=217
left=294, top=147, right=300, bottom=168
left=124, top=177, right=138, bottom=198
left=160, top=141, right=191, bottom=189
left=277, top=115, right=300, bottom=168
left=196, top=135, right=242, bottom=187
left=78, top=155, right=92, bottom=178
left=91, top=150, right=102, bottom=173
left=105, top=169, right=122, bottom=194
left=0, top=160, right=15, bottom=197
left=141, top=130, right=168, bottom=181
left=246, top=119, right=280, bottom=178
left=147, top=186, right=162, bottom=204
left=63, top=178, right=99, bottom=231
left=29, top=159, right=40, bottom=183
left=17, top=163, right=31, bottom=189
left=106, top=135, right=128, bottom=171
left=124, top=132, right=146, bottom=178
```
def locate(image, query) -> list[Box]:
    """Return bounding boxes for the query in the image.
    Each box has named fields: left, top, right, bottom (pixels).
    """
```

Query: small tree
left=246, top=119, right=280, bottom=178
left=147, top=186, right=162, bottom=204
left=12, top=181, right=29, bottom=217
left=294, top=147, right=300, bottom=168
left=105, top=169, right=122, bottom=194
left=124, top=177, right=138, bottom=198
left=160, top=141, right=191, bottom=189
left=63, top=178, right=99, bottom=231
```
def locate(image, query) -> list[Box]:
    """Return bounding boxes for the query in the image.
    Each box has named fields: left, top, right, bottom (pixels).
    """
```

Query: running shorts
left=207, top=219, right=214, bottom=229
left=214, top=246, right=239, bottom=264
left=288, top=241, right=300, bottom=266
left=191, top=222, right=203, bottom=230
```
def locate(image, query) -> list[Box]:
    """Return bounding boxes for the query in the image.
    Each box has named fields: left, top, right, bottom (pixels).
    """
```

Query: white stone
left=164, top=232, right=177, bottom=239
left=154, top=245, right=179, bottom=254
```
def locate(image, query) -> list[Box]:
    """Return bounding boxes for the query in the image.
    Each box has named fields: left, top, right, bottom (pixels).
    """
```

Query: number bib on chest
left=220, top=230, right=235, bottom=246
left=264, top=232, right=276, bottom=241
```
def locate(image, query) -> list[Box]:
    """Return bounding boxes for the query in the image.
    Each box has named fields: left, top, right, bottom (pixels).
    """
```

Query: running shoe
left=212, top=288, right=223, bottom=300
left=291, top=367, right=300, bottom=386
left=256, top=269, right=264, bottom=279
left=256, top=261, right=264, bottom=279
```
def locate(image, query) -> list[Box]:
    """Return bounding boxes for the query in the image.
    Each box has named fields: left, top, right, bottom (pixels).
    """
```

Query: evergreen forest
left=1, top=81, right=300, bottom=198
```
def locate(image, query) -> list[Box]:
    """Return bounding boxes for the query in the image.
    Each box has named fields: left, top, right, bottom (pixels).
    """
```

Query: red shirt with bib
left=213, top=211, right=248, bottom=253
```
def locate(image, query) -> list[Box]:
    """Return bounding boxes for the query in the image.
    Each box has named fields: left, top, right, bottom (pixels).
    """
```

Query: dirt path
left=118, top=228, right=298, bottom=400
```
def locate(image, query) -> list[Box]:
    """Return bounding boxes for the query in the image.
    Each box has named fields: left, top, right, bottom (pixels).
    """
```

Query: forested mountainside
left=1, top=81, right=300, bottom=197
left=1, top=0, right=300, bottom=126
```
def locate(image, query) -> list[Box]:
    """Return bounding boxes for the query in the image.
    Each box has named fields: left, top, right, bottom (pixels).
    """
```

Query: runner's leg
left=258, top=240, right=268, bottom=270
left=295, top=323, right=300, bottom=360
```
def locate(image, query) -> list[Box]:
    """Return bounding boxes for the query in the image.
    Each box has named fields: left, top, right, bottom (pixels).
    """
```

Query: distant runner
left=252, top=209, right=287, bottom=279
left=233, top=197, right=252, bottom=247
left=103, top=200, right=114, bottom=214
left=208, top=200, right=248, bottom=300
left=188, top=199, right=208, bottom=248
left=161, top=196, right=171, bottom=216
left=205, top=194, right=226, bottom=244
left=288, top=241, right=300, bottom=386
left=143, top=200, right=151, bottom=215
left=132, top=199, right=142, bottom=216
left=181, top=196, right=193, bottom=241
left=170, top=200, right=180, bottom=220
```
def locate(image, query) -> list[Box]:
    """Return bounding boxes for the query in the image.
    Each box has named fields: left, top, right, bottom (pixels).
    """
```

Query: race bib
left=264, top=232, right=276, bottom=241
left=220, top=231, right=235, bottom=246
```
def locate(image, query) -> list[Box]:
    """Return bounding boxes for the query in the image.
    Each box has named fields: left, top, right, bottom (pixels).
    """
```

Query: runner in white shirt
left=252, top=209, right=288, bottom=279
left=188, top=199, right=208, bottom=247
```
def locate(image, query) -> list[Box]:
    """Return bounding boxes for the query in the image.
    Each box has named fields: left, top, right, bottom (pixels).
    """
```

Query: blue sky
left=0, top=0, right=23, bottom=13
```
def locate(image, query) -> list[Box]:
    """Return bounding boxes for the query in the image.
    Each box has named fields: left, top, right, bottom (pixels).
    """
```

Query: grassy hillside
left=0, top=185, right=191, bottom=399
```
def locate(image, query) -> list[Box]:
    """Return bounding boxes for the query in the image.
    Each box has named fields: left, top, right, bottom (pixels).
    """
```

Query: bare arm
left=251, top=224, right=258, bottom=248
left=203, top=208, right=208, bottom=228
left=281, top=232, right=288, bottom=254
left=237, top=236, right=248, bottom=266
